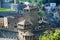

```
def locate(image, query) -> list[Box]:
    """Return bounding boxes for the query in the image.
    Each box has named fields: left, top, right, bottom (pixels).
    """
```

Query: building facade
left=17, top=3, right=39, bottom=40
left=0, top=16, right=19, bottom=28
left=0, top=0, right=18, bottom=11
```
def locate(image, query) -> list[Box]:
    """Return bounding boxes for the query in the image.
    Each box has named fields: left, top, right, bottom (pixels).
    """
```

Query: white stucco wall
left=4, top=17, right=8, bottom=28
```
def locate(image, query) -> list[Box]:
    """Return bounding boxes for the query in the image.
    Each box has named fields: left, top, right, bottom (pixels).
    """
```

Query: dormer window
left=26, top=10, right=29, bottom=12
left=14, top=26, right=17, bottom=28
left=24, top=10, right=29, bottom=12
left=24, top=24, right=31, bottom=28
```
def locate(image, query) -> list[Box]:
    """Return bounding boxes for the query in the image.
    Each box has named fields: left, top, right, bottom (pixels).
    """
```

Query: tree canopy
left=39, top=29, right=60, bottom=40
left=38, top=10, right=45, bottom=17
left=19, top=0, right=43, bottom=4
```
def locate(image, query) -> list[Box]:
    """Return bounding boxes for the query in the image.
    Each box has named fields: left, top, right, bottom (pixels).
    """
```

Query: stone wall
left=0, top=18, right=4, bottom=27
left=0, top=28, right=18, bottom=39
left=0, top=38, right=17, bottom=40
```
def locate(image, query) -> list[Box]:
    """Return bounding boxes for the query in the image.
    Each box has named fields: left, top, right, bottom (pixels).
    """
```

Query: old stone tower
left=17, top=3, right=39, bottom=40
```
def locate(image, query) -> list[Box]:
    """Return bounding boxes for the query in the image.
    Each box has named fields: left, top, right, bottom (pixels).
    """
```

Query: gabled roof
left=18, top=19, right=32, bottom=26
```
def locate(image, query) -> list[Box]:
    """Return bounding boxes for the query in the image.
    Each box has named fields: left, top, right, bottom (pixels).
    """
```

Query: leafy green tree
left=19, top=0, right=43, bottom=3
left=38, top=10, right=45, bottom=17
left=39, top=29, right=60, bottom=40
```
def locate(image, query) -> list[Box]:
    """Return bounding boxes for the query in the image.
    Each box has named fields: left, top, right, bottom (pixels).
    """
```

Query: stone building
left=0, top=16, right=18, bottom=28
left=7, top=16, right=18, bottom=28
left=0, top=17, right=4, bottom=27
left=0, top=11, right=19, bottom=28
left=17, top=3, right=39, bottom=40
left=0, top=15, right=18, bottom=40
left=0, top=17, right=8, bottom=28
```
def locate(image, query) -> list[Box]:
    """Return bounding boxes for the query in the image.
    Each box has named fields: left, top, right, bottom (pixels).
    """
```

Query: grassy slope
left=0, top=8, right=15, bottom=12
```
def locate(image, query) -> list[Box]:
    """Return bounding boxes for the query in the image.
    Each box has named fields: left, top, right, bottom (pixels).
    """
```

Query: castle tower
left=17, top=4, right=39, bottom=40
left=23, top=4, right=39, bottom=27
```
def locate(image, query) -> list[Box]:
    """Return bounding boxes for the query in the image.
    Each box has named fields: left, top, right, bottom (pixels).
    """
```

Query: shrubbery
left=38, top=10, right=45, bottom=17
left=39, top=29, right=60, bottom=40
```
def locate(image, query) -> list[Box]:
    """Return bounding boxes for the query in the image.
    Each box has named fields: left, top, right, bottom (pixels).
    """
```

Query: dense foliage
left=19, top=0, right=42, bottom=4
left=38, top=10, right=45, bottom=17
left=39, top=29, right=60, bottom=40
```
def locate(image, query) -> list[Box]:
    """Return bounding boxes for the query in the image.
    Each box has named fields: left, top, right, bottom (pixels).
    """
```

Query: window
left=25, top=36, right=29, bottom=40
left=8, top=22, right=10, bottom=24
left=24, top=24, right=31, bottom=27
left=18, top=24, right=23, bottom=26
left=14, top=26, right=17, bottom=28
left=21, top=33, right=22, bottom=35
left=26, top=10, right=29, bottom=12
left=23, top=36, right=24, bottom=38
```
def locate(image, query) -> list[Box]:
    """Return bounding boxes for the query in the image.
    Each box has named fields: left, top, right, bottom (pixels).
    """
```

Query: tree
left=9, top=0, right=14, bottom=3
left=19, top=0, right=43, bottom=3
left=39, top=29, right=60, bottom=40
left=38, top=10, right=45, bottom=17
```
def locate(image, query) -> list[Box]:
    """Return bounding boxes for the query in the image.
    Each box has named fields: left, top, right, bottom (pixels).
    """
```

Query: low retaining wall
left=0, top=38, right=17, bottom=40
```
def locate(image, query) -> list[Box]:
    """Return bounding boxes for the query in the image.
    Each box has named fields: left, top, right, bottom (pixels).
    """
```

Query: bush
left=38, top=10, right=45, bottom=17
left=39, top=29, right=60, bottom=40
